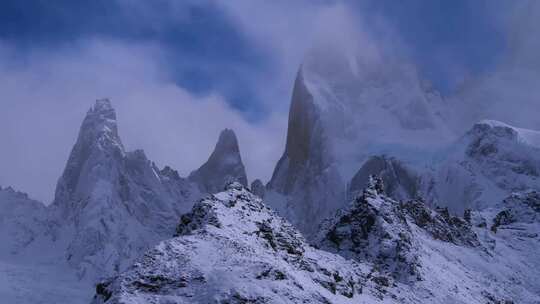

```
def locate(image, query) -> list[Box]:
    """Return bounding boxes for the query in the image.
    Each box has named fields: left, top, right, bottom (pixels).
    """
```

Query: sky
left=0, top=0, right=537, bottom=203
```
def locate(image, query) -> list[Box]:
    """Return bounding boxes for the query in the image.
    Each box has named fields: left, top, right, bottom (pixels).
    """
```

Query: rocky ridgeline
left=92, top=183, right=366, bottom=304
left=318, top=176, right=480, bottom=287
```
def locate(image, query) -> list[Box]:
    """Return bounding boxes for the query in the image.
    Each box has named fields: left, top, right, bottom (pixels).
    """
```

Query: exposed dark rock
left=250, top=179, right=266, bottom=198
left=349, top=155, right=419, bottom=201
left=319, top=176, right=421, bottom=282
left=401, top=199, right=480, bottom=247
left=189, top=129, right=248, bottom=194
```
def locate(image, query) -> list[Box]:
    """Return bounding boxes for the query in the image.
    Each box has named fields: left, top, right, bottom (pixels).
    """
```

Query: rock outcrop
left=348, top=155, right=419, bottom=201
left=189, top=129, right=248, bottom=194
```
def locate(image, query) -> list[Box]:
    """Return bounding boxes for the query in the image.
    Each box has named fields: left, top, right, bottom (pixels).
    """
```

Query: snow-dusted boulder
left=189, top=129, right=248, bottom=194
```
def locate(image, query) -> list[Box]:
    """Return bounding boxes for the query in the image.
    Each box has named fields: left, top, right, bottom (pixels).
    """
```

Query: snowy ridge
left=317, top=177, right=540, bottom=303
left=92, top=179, right=540, bottom=303
left=422, top=119, right=540, bottom=213
left=476, top=119, right=540, bottom=148
left=92, top=183, right=369, bottom=304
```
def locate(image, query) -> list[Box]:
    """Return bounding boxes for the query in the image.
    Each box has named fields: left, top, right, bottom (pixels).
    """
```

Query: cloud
left=451, top=0, right=540, bottom=131
left=0, top=39, right=286, bottom=203
left=0, top=1, right=376, bottom=203
left=216, top=1, right=380, bottom=112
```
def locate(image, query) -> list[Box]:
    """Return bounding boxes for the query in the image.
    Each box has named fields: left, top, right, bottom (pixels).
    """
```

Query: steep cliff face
left=267, top=69, right=343, bottom=235
left=189, top=128, right=248, bottom=194
left=266, top=51, right=452, bottom=234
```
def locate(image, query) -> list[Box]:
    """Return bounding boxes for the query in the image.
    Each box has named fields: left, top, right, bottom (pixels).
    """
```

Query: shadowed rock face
left=250, top=179, right=265, bottom=198
left=268, top=69, right=328, bottom=195
left=348, top=155, right=419, bottom=202
left=267, top=69, right=344, bottom=235
left=189, top=129, right=248, bottom=194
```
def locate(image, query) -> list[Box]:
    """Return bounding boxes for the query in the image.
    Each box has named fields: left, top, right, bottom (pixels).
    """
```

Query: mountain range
left=1, top=51, right=540, bottom=303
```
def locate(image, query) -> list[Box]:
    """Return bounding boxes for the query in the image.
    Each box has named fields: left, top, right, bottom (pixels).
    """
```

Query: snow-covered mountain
left=92, top=182, right=368, bottom=304
left=423, top=119, right=540, bottom=214
left=92, top=179, right=540, bottom=304
left=264, top=46, right=540, bottom=238
left=266, top=50, right=454, bottom=235
left=1, top=49, right=540, bottom=304
left=49, top=99, right=202, bottom=280
left=0, top=99, right=250, bottom=303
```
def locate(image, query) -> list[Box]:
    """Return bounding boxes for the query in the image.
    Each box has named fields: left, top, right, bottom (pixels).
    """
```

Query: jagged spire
left=189, top=128, right=248, bottom=194
left=53, top=99, right=125, bottom=214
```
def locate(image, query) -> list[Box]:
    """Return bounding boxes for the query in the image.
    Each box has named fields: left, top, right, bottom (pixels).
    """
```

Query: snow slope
left=93, top=179, right=540, bottom=304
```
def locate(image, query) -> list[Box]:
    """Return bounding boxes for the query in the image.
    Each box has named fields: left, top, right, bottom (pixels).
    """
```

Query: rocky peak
left=348, top=155, right=419, bottom=202
left=319, top=175, right=480, bottom=284
left=189, top=129, right=248, bottom=194
left=93, top=184, right=365, bottom=304
left=80, top=98, right=122, bottom=152
left=268, top=68, right=327, bottom=194
left=45, top=99, right=203, bottom=281
left=52, top=99, right=125, bottom=216
left=318, top=176, right=420, bottom=282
